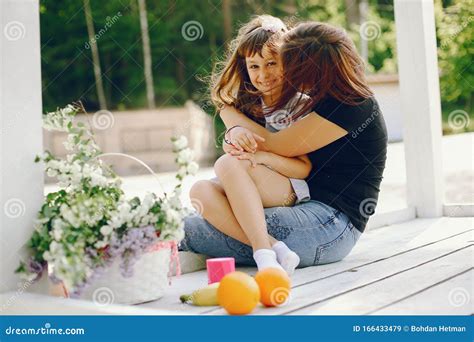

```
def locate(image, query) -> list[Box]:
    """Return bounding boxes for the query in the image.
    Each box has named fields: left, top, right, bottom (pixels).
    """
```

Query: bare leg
left=189, top=179, right=278, bottom=247
left=213, top=154, right=295, bottom=251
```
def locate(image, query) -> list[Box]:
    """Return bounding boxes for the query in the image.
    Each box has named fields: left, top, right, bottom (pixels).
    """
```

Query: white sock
left=253, top=249, right=284, bottom=272
left=272, top=241, right=300, bottom=275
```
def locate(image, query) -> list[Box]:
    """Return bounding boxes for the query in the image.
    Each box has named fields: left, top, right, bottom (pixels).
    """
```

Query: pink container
left=206, top=257, right=235, bottom=284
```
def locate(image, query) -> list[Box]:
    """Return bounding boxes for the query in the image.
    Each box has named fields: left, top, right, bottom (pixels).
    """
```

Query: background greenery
left=40, top=0, right=472, bottom=135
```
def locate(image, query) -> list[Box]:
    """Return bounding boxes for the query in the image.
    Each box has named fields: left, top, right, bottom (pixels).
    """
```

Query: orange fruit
left=254, top=268, right=291, bottom=307
left=217, top=271, right=260, bottom=315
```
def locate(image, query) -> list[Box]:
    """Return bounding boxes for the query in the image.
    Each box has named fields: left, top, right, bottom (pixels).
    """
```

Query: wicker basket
left=49, top=241, right=178, bottom=305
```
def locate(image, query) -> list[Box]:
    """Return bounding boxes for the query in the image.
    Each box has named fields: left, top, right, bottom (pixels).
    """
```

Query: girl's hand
left=234, top=151, right=257, bottom=167
left=222, top=141, right=239, bottom=154
left=227, top=127, right=265, bottom=153
left=231, top=151, right=268, bottom=168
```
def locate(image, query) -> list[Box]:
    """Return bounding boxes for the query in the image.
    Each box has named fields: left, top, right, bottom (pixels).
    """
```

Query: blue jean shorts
left=179, top=200, right=362, bottom=268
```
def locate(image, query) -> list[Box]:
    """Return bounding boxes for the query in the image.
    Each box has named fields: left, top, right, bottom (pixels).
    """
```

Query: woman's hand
left=227, top=126, right=265, bottom=153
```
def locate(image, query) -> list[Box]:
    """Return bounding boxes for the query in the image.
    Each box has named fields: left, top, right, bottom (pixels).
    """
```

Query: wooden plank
left=139, top=266, right=253, bottom=314
left=366, top=206, right=415, bottom=230
left=254, top=217, right=471, bottom=291
left=139, top=217, right=472, bottom=314
left=394, top=0, right=444, bottom=217
left=285, top=246, right=472, bottom=315
left=206, top=232, right=472, bottom=315
left=374, top=269, right=473, bottom=315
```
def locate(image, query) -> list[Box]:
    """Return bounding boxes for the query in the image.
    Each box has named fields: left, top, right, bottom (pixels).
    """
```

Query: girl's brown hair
left=211, top=15, right=287, bottom=118
left=273, top=22, right=373, bottom=118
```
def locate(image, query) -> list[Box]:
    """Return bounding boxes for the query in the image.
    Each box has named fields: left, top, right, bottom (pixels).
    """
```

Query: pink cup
left=206, top=257, right=235, bottom=284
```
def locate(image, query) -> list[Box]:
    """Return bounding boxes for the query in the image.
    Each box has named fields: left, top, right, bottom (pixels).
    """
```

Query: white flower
left=47, top=159, right=60, bottom=170
left=51, top=218, right=67, bottom=241
left=186, top=161, right=199, bottom=175
left=177, top=148, right=194, bottom=164
left=100, top=225, right=113, bottom=236
left=90, top=172, right=107, bottom=187
left=62, top=105, right=75, bottom=115
left=50, top=241, right=59, bottom=253
left=173, top=136, right=188, bottom=150
left=22, top=107, right=198, bottom=292
left=43, top=251, right=51, bottom=261
left=63, top=135, right=76, bottom=151
left=60, top=204, right=81, bottom=227
left=53, top=229, right=62, bottom=240
left=94, top=240, right=108, bottom=249
left=47, top=168, right=58, bottom=177
left=166, top=208, right=182, bottom=225
left=142, top=193, right=155, bottom=209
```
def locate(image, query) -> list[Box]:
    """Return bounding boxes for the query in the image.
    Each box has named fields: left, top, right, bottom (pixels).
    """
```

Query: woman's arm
left=221, top=105, right=348, bottom=157
left=235, top=151, right=312, bottom=179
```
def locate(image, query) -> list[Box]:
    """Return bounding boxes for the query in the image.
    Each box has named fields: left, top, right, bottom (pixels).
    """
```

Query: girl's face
left=245, top=45, right=284, bottom=98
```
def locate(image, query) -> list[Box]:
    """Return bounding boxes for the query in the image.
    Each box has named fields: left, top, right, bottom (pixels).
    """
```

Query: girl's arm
left=221, top=105, right=348, bottom=157
left=220, top=105, right=269, bottom=137
left=235, top=151, right=312, bottom=179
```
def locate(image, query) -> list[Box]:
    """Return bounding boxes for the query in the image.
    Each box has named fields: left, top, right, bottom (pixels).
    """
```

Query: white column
left=1, top=0, right=44, bottom=293
left=394, top=0, right=443, bottom=217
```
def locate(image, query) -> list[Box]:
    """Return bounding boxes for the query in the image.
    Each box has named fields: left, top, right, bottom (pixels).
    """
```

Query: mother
left=179, top=22, right=387, bottom=268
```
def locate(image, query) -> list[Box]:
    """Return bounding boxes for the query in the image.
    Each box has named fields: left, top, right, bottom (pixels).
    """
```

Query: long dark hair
left=272, top=22, right=373, bottom=118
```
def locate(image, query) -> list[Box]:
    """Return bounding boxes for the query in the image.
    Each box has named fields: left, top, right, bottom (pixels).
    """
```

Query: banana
left=180, top=282, right=220, bottom=306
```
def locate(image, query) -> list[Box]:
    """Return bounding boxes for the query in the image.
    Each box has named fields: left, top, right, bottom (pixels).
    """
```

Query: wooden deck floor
left=2, top=216, right=472, bottom=315
left=139, top=216, right=473, bottom=315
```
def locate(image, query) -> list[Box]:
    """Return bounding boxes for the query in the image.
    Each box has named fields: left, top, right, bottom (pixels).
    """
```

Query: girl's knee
left=189, top=180, right=214, bottom=203
left=214, top=154, right=234, bottom=176
left=214, top=154, right=250, bottom=177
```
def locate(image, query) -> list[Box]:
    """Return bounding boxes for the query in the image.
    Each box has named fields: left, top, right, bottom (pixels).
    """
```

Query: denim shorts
left=179, top=200, right=362, bottom=268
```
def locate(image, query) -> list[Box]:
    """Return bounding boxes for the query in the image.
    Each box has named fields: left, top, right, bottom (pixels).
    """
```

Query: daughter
left=194, top=15, right=311, bottom=275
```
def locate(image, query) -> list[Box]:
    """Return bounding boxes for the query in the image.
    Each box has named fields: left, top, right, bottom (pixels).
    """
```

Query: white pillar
left=1, top=0, right=44, bottom=293
left=394, top=0, right=443, bottom=217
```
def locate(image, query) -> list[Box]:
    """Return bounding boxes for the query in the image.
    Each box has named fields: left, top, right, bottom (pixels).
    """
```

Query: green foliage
left=436, top=0, right=473, bottom=110
left=39, top=0, right=471, bottom=133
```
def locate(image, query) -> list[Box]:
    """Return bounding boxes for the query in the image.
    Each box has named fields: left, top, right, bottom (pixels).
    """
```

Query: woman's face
left=245, top=45, right=284, bottom=98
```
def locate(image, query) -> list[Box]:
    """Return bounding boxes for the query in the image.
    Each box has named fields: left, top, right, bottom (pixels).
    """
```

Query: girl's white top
left=262, top=92, right=311, bottom=132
